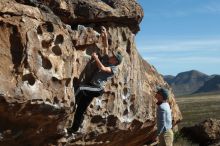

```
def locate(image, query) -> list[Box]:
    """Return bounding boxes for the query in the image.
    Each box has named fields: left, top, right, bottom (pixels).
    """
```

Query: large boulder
left=0, top=0, right=182, bottom=145
left=181, top=119, right=220, bottom=146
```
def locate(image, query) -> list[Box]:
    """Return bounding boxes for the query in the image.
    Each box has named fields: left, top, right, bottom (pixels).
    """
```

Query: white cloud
left=138, top=38, right=220, bottom=53
left=143, top=1, right=220, bottom=18
left=144, top=56, right=220, bottom=63
left=143, top=56, right=159, bottom=60
left=144, top=10, right=189, bottom=18
left=139, top=37, right=220, bottom=67
left=202, top=2, right=220, bottom=13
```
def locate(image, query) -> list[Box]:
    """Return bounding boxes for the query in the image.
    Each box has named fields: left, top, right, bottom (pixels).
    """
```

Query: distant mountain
left=195, top=75, right=220, bottom=94
left=163, top=70, right=220, bottom=96
left=163, top=75, right=175, bottom=85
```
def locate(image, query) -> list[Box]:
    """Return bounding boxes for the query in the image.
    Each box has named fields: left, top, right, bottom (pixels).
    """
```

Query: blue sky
left=136, top=0, right=220, bottom=75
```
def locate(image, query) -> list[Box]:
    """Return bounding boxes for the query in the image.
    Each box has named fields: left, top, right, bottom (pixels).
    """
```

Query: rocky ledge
left=0, top=0, right=182, bottom=146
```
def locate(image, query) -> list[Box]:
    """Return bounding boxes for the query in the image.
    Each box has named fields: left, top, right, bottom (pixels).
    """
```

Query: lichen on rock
left=0, top=0, right=182, bottom=146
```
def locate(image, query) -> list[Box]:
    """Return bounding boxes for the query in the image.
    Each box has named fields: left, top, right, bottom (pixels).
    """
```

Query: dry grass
left=173, top=93, right=220, bottom=146
left=176, top=93, right=220, bottom=128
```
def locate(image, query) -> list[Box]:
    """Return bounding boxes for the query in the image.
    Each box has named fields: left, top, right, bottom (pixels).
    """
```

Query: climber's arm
left=101, top=26, right=108, bottom=55
left=92, top=53, right=112, bottom=73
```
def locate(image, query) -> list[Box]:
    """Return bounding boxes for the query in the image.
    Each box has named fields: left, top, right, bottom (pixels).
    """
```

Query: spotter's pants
left=159, top=129, right=174, bottom=146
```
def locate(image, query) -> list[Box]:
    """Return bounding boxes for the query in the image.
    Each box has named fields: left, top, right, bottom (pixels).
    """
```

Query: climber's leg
left=69, top=85, right=104, bottom=133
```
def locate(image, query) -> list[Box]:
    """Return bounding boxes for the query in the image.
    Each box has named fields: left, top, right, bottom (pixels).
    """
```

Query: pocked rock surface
left=0, top=0, right=182, bottom=146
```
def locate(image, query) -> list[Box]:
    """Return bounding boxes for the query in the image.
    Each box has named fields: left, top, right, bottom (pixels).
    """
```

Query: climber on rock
left=75, top=51, right=122, bottom=99
left=68, top=26, right=123, bottom=133
left=68, top=51, right=123, bottom=133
